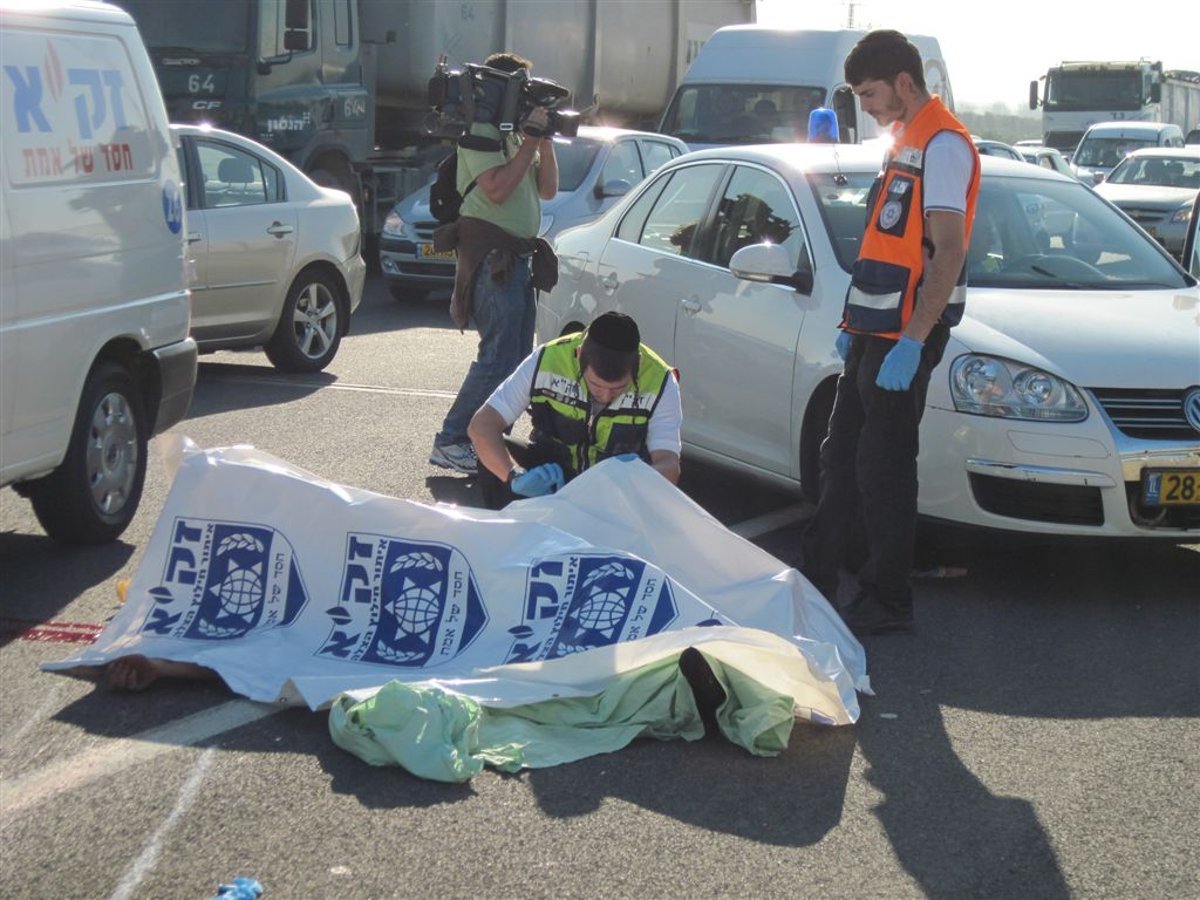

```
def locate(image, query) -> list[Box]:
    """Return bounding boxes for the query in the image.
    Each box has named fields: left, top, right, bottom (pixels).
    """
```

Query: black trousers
left=799, top=326, right=949, bottom=609
left=477, top=436, right=573, bottom=510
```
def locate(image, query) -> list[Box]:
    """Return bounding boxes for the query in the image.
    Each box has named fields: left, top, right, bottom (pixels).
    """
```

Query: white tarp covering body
left=44, top=443, right=868, bottom=724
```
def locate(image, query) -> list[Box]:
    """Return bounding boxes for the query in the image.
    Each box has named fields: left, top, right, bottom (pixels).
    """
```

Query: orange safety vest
left=843, top=96, right=980, bottom=338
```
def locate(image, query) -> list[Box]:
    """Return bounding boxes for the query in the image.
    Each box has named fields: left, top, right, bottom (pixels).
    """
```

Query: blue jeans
left=436, top=251, right=535, bottom=446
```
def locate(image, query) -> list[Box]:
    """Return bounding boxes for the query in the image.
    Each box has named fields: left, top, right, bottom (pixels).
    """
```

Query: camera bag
left=429, top=134, right=504, bottom=225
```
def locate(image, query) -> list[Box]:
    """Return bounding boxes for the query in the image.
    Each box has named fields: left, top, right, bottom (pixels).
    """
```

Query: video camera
left=426, top=56, right=580, bottom=139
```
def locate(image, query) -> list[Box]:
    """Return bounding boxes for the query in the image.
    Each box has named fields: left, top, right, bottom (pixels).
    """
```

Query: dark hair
left=844, top=30, right=925, bottom=91
left=484, top=51, right=532, bottom=74
left=579, top=342, right=639, bottom=383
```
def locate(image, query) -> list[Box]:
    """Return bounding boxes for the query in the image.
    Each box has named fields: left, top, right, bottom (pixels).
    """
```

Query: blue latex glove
left=875, top=336, right=924, bottom=391
left=615, top=453, right=640, bottom=462
left=215, top=877, right=263, bottom=900
left=510, top=462, right=564, bottom=497
left=835, top=330, right=852, bottom=361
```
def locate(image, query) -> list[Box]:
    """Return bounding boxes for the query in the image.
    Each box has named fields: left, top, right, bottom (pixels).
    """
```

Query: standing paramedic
left=429, top=51, right=559, bottom=475
left=468, top=311, right=682, bottom=509
left=800, top=30, right=980, bottom=636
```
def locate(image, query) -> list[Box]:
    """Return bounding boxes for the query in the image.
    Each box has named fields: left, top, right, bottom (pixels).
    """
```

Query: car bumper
left=378, top=236, right=456, bottom=290
left=149, top=337, right=198, bottom=436
left=917, top=404, right=1200, bottom=538
left=344, top=252, right=367, bottom=315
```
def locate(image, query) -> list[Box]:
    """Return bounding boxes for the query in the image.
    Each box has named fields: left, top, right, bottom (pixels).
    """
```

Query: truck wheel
left=264, top=270, right=343, bottom=372
left=27, top=362, right=147, bottom=544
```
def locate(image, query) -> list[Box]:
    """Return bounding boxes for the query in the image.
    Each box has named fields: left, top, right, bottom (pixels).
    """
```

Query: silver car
left=173, top=124, right=366, bottom=372
left=1093, top=147, right=1200, bottom=258
left=378, top=126, right=688, bottom=301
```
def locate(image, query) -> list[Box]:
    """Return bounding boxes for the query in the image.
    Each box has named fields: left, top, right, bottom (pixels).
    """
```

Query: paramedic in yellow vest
left=800, top=30, right=980, bottom=636
left=468, top=312, right=682, bottom=509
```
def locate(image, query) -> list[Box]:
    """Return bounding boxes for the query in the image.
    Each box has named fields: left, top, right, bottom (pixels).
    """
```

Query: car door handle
left=600, top=271, right=619, bottom=291
left=266, top=221, right=294, bottom=237
left=187, top=232, right=203, bottom=244
left=680, top=298, right=701, bottom=314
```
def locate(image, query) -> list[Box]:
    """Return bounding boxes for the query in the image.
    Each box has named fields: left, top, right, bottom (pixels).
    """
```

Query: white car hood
left=1094, top=183, right=1197, bottom=208
left=954, top=287, right=1200, bottom=389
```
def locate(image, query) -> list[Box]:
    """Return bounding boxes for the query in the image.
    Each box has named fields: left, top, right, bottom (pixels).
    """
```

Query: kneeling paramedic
left=468, top=311, right=682, bottom=509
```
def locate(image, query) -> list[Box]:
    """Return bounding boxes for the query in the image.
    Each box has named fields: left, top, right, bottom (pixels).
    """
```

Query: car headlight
left=382, top=210, right=407, bottom=238
left=1170, top=203, right=1193, bottom=224
left=949, top=355, right=1088, bottom=421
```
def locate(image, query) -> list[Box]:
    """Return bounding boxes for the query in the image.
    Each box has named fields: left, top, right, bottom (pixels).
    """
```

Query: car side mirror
left=729, top=243, right=813, bottom=294
left=595, top=179, right=632, bottom=199
left=283, top=30, right=309, bottom=51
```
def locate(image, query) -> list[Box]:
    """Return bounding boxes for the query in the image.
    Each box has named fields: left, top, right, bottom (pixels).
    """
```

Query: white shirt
left=922, top=131, right=974, bottom=216
left=484, top=347, right=684, bottom=456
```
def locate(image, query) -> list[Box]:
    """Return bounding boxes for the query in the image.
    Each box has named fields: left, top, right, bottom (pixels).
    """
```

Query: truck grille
left=1090, top=388, right=1200, bottom=441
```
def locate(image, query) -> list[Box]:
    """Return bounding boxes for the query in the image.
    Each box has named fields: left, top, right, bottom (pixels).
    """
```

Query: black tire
left=388, top=285, right=429, bottom=303
left=800, top=379, right=837, bottom=504
left=27, top=362, right=147, bottom=544
left=264, top=270, right=343, bottom=373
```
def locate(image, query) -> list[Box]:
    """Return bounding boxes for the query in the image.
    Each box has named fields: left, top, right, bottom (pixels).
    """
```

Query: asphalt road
left=2, top=275, right=1197, bottom=899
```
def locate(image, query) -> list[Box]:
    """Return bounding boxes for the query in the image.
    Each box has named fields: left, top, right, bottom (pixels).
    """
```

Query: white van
left=1, top=1, right=197, bottom=544
left=658, top=27, right=954, bottom=150
left=1070, top=120, right=1186, bottom=184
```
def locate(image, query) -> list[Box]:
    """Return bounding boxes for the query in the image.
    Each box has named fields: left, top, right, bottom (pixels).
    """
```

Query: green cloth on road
left=328, top=649, right=797, bottom=782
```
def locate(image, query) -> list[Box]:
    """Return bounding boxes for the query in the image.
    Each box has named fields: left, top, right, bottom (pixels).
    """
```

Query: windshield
left=661, top=84, right=828, bottom=144
left=116, top=0, right=251, bottom=53
left=809, top=171, right=1187, bottom=289
left=1044, top=69, right=1146, bottom=112
left=551, top=137, right=602, bottom=192
left=1107, top=155, right=1200, bottom=188
left=1073, top=136, right=1159, bottom=168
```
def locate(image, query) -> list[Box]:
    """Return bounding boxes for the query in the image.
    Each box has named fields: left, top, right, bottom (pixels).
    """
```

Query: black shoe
left=841, top=595, right=913, bottom=636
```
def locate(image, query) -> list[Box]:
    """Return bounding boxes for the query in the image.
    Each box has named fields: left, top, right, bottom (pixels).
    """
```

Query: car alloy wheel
left=265, top=270, right=344, bottom=373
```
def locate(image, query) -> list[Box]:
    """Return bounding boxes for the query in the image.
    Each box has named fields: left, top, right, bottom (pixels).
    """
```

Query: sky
left=755, top=0, right=1199, bottom=110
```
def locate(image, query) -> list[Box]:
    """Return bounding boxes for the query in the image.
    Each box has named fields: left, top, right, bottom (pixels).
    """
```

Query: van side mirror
left=729, top=243, right=813, bottom=294
left=1028, top=81, right=1039, bottom=110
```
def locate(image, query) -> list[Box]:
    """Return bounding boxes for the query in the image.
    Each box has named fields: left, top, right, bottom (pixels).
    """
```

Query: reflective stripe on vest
left=528, top=333, right=671, bottom=476
left=843, top=96, right=980, bottom=338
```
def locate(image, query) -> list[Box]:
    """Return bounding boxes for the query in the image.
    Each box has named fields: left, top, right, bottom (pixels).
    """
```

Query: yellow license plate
left=417, top=243, right=455, bottom=260
left=1141, top=469, right=1200, bottom=506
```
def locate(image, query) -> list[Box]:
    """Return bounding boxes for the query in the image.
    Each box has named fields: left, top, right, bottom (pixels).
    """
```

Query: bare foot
left=104, top=655, right=217, bottom=691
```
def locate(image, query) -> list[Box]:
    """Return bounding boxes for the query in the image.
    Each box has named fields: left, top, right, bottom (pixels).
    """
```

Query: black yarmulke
left=586, top=312, right=640, bottom=352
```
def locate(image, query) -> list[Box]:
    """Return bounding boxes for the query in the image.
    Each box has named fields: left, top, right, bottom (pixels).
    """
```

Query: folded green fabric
left=328, top=649, right=796, bottom=782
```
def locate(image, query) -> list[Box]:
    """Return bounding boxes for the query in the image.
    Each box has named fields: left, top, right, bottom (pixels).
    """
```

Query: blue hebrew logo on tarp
left=140, top=518, right=308, bottom=640
left=319, top=534, right=487, bottom=667
left=505, top=554, right=679, bottom=663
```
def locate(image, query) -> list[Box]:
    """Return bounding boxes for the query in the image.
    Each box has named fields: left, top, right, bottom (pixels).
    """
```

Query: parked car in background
left=1093, top=147, right=1200, bottom=258
left=173, top=124, right=366, bottom=373
left=1019, top=145, right=1077, bottom=179
left=539, top=146, right=1200, bottom=540
left=1071, top=121, right=1186, bottom=185
left=973, top=138, right=1025, bottom=161
left=379, top=126, right=688, bottom=301
left=1185, top=128, right=1200, bottom=147
left=1184, top=194, right=1200, bottom=276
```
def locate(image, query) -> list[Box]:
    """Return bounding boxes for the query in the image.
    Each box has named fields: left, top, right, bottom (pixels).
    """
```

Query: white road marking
left=204, top=374, right=456, bottom=399
left=728, top=503, right=809, bottom=540
left=0, top=699, right=275, bottom=822
left=108, top=747, right=215, bottom=900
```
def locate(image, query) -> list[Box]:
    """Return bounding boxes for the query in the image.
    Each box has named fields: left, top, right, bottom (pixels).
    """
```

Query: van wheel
left=28, top=363, right=147, bottom=544
left=264, top=271, right=343, bottom=372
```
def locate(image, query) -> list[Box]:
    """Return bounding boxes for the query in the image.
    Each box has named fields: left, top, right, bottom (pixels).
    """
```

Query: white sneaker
left=429, top=442, right=478, bottom=474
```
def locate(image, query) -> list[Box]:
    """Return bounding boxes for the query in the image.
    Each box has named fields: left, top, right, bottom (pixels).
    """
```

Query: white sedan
left=538, top=145, right=1200, bottom=539
left=172, top=124, right=366, bottom=372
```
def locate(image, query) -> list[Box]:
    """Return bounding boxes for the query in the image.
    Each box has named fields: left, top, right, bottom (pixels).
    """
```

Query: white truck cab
left=1, top=0, right=197, bottom=543
left=658, top=27, right=954, bottom=150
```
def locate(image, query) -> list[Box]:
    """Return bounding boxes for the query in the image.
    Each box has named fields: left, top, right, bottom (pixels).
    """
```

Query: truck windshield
left=1044, top=70, right=1144, bottom=111
left=117, top=0, right=252, bottom=53
left=662, top=84, right=828, bottom=144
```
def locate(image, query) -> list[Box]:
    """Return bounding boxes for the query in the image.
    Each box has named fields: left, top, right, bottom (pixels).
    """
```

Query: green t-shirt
left=456, top=122, right=542, bottom=239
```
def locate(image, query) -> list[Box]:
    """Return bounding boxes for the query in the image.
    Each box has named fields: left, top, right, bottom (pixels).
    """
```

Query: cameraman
left=430, top=51, right=559, bottom=476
